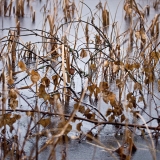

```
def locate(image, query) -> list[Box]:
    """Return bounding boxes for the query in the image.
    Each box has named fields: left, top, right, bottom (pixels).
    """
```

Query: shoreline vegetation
left=0, top=0, right=160, bottom=159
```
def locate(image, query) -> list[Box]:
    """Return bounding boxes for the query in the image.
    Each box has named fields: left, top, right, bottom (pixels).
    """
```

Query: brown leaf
left=84, top=108, right=90, bottom=116
left=103, top=60, right=109, bottom=67
left=38, top=84, right=50, bottom=100
left=18, top=61, right=26, bottom=71
left=74, top=103, right=79, bottom=110
left=79, top=105, right=85, bottom=113
left=90, top=64, right=96, bottom=70
left=3, top=113, right=11, bottom=119
left=8, top=78, right=14, bottom=85
left=99, top=82, right=108, bottom=91
left=108, top=115, right=114, bottom=122
left=133, top=63, right=140, bottom=69
left=80, top=49, right=87, bottom=58
left=41, top=76, right=50, bottom=87
left=127, top=93, right=133, bottom=101
left=140, top=29, right=147, bottom=40
left=86, top=131, right=94, bottom=141
left=26, top=111, right=34, bottom=117
left=14, top=114, right=21, bottom=120
left=88, top=84, right=96, bottom=96
left=38, top=118, right=51, bottom=127
left=108, top=92, right=116, bottom=104
left=39, top=94, right=49, bottom=101
left=116, top=79, right=124, bottom=88
left=76, top=122, right=82, bottom=131
left=58, top=121, right=66, bottom=128
left=30, top=70, right=40, bottom=83
left=117, top=108, right=123, bottom=116
left=134, top=82, right=142, bottom=90
left=52, top=75, right=59, bottom=88
left=103, top=92, right=109, bottom=104
left=85, top=113, right=92, bottom=119
left=69, top=68, right=75, bottom=75
left=126, top=102, right=133, bottom=109
left=90, top=113, right=96, bottom=120
left=113, top=64, right=119, bottom=73
left=9, top=98, right=18, bottom=110
left=106, top=108, right=112, bottom=116
left=125, top=63, right=134, bottom=71
left=150, top=52, right=159, bottom=64
left=138, top=96, right=143, bottom=102
left=121, top=114, right=125, bottom=122
left=53, top=93, right=60, bottom=100
left=9, top=89, right=17, bottom=99
left=65, top=124, right=72, bottom=134
left=94, top=87, right=100, bottom=98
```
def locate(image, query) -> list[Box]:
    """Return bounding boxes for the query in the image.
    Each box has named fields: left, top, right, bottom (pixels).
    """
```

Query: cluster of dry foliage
left=0, top=0, right=160, bottom=159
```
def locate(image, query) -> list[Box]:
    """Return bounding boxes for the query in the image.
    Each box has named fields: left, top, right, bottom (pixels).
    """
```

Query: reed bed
left=0, top=0, right=159, bottom=159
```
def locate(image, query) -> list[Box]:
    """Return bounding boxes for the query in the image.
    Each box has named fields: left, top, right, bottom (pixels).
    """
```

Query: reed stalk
left=32, top=11, right=35, bottom=22
left=16, top=20, right=20, bottom=35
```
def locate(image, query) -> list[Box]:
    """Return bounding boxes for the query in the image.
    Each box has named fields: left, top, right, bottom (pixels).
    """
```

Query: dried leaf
left=99, top=82, right=108, bottom=91
left=26, top=111, right=34, bottom=117
left=94, top=86, right=100, bottom=98
left=106, top=108, right=112, bottom=116
left=52, top=75, right=59, bottom=87
left=134, top=82, right=142, bottom=90
left=9, top=98, right=18, bottom=110
left=90, top=113, right=96, bottom=120
left=133, top=63, right=140, bottom=69
left=9, top=89, right=17, bottom=99
left=69, top=68, right=75, bottom=75
left=121, top=114, right=125, bottom=122
left=138, top=96, right=143, bottom=102
left=74, top=103, right=79, bottom=110
left=150, top=52, right=159, bottom=64
left=132, top=111, right=139, bottom=118
left=103, top=60, right=109, bottom=67
left=53, top=93, right=60, bottom=100
left=116, top=79, right=124, bottom=88
left=117, top=108, right=123, bottom=116
left=8, top=78, right=14, bottom=85
left=43, top=93, right=50, bottom=101
left=30, top=70, right=40, bottom=83
left=80, top=49, right=87, bottom=58
left=140, top=29, right=147, bottom=40
left=88, top=84, right=96, bottom=96
left=18, top=61, right=26, bottom=71
left=141, top=129, right=145, bottom=137
left=41, top=76, right=50, bottom=87
left=14, top=114, right=21, bottom=120
left=38, top=84, right=50, bottom=100
left=108, top=115, right=114, bottom=122
left=79, top=105, right=85, bottom=113
left=126, top=102, right=133, bottom=109
left=90, top=64, right=96, bottom=70
left=86, top=131, right=94, bottom=140
left=108, top=92, right=116, bottom=104
left=65, top=124, right=72, bottom=134
left=84, top=108, right=90, bottom=116
left=58, top=121, right=66, bottom=128
left=85, top=113, right=92, bottom=119
left=113, top=64, right=119, bottom=73
left=38, top=118, right=51, bottom=127
left=76, top=122, right=82, bottom=131
left=125, top=63, right=134, bottom=71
